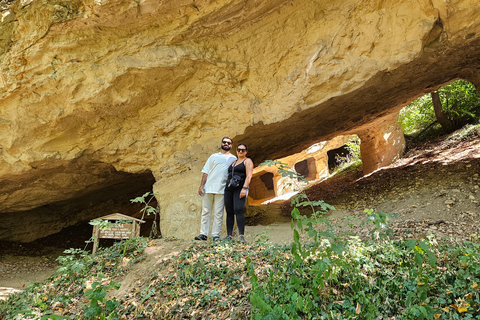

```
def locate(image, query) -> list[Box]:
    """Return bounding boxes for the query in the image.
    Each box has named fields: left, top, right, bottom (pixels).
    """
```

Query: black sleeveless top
left=226, top=160, right=247, bottom=189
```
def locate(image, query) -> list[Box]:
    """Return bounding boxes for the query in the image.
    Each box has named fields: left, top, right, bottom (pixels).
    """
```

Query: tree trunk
left=431, top=91, right=453, bottom=132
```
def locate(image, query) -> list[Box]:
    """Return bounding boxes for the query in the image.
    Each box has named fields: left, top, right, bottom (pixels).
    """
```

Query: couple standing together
left=195, top=136, right=253, bottom=243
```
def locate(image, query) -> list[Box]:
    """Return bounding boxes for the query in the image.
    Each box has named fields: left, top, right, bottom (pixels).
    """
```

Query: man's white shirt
left=202, top=152, right=237, bottom=194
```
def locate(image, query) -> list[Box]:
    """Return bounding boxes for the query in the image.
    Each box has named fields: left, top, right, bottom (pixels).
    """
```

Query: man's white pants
left=200, top=193, right=224, bottom=237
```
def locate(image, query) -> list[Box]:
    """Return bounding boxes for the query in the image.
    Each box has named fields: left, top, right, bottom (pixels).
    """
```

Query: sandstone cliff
left=0, top=0, right=479, bottom=241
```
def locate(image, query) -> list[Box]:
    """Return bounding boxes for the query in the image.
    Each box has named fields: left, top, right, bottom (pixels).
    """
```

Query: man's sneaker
left=194, top=234, right=207, bottom=241
left=212, top=236, right=220, bottom=241
left=239, top=235, right=246, bottom=243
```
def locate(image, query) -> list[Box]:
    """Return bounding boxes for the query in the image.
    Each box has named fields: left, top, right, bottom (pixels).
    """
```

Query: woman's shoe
left=223, top=236, right=234, bottom=241
left=238, top=235, right=246, bottom=243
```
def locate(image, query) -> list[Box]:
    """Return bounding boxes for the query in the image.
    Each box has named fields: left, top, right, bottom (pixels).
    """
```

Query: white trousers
left=200, top=193, right=225, bottom=237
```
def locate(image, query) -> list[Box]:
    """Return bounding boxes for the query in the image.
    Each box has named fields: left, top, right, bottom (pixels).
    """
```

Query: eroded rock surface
left=0, top=0, right=479, bottom=241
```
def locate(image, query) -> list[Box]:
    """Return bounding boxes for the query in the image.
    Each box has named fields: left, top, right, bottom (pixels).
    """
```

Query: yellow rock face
left=0, top=0, right=479, bottom=241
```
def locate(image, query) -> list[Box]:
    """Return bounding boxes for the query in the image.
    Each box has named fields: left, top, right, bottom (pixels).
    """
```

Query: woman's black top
left=226, top=160, right=247, bottom=189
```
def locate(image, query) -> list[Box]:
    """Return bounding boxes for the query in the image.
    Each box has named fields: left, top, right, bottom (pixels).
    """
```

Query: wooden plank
left=92, top=225, right=99, bottom=254
left=92, top=213, right=145, bottom=223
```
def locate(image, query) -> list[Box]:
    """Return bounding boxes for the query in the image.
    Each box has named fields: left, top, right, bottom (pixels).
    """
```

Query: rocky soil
left=1, top=127, right=480, bottom=300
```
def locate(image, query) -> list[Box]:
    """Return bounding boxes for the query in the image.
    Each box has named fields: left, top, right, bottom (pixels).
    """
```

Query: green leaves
left=130, top=191, right=159, bottom=238
left=2, top=234, right=480, bottom=319
left=399, top=79, right=480, bottom=137
left=362, top=209, right=393, bottom=240
left=250, top=157, right=480, bottom=319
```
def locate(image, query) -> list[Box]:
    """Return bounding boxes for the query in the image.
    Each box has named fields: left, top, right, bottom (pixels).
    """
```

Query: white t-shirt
left=202, top=152, right=237, bottom=194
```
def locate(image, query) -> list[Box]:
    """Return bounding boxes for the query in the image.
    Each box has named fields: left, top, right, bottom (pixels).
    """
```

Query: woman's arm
left=240, top=158, right=254, bottom=198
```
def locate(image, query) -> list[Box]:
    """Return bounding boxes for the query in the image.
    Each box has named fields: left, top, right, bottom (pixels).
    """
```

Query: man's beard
left=221, top=144, right=231, bottom=151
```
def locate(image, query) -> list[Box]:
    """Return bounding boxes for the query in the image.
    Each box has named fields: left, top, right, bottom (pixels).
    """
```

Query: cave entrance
left=246, top=134, right=362, bottom=226
left=327, top=145, right=351, bottom=173
left=0, top=169, right=158, bottom=247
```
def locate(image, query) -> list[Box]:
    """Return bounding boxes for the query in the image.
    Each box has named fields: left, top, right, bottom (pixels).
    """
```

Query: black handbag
left=228, top=161, right=242, bottom=188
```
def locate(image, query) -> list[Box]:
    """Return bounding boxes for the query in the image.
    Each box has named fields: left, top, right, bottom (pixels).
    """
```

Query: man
left=195, top=136, right=237, bottom=241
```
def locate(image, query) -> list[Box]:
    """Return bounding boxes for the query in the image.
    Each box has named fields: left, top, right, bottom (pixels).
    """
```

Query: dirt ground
left=1, top=128, right=480, bottom=299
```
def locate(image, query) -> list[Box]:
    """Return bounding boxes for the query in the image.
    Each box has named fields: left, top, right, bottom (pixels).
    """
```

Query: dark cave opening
left=327, top=145, right=351, bottom=174
left=0, top=170, right=157, bottom=252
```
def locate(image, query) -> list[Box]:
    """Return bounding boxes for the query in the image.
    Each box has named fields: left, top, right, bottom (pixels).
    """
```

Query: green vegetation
left=399, top=80, right=480, bottom=138
left=1, top=227, right=479, bottom=319
left=248, top=210, right=480, bottom=319
left=130, top=192, right=160, bottom=238
left=332, top=137, right=362, bottom=176
left=248, top=162, right=480, bottom=319
left=0, top=238, right=148, bottom=319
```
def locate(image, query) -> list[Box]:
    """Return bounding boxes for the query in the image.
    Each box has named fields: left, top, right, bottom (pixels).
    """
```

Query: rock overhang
left=0, top=0, right=479, bottom=241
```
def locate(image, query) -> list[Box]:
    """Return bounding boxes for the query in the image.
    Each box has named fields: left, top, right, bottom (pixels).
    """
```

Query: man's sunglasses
left=237, top=148, right=246, bottom=152
left=222, top=141, right=232, bottom=145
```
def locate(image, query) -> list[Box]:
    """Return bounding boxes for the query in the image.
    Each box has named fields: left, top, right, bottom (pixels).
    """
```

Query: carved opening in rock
left=327, top=145, right=352, bottom=173
left=0, top=170, right=157, bottom=244
left=247, top=135, right=360, bottom=207
left=249, top=172, right=275, bottom=202
left=294, top=157, right=317, bottom=181
left=327, top=136, right=362, bottom=175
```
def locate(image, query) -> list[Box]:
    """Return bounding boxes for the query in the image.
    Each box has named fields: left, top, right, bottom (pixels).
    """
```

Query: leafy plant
left=362, top=208, right=393, bottom=240
left=131, top=191, right=160, bottom=238
left=246, top=161, right=480, bottom=319
left=83, top=281, right=121, bottom=320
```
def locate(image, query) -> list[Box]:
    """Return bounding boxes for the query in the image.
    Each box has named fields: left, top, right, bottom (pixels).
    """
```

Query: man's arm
left=199, top=173, right=208, bottom=196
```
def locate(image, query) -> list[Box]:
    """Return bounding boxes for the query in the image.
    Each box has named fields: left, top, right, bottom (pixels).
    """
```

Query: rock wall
left=0, top=0, right=479, bottom=241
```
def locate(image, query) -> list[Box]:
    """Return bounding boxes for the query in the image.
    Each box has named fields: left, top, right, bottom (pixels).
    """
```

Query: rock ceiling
left=0, top=0, right=479, bottom=241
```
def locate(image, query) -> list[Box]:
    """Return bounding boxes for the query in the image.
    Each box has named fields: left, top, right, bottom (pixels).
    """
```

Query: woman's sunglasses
left=237, top=148, right=246, bottom=152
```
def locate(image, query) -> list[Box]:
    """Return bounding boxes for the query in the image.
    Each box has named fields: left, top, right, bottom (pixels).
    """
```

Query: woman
left=224, top=144, right=253, bottom=243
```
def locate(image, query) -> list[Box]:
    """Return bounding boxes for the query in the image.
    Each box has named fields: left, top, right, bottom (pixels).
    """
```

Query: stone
left=445, top=200, right=455, bottom=206
left=0, top=0, right=479, bottom=241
